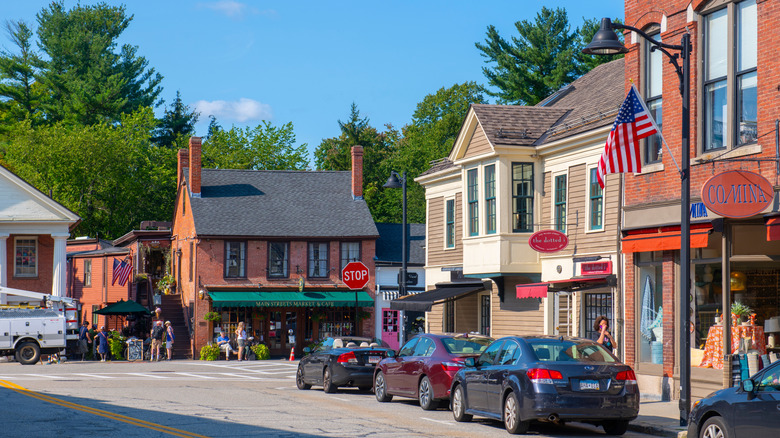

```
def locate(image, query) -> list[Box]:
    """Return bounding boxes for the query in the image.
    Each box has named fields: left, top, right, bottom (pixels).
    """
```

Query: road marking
left=0, top=380, right=209, bottom=437
left=127, top=373, right=168, bottom=379
left=75, top=373, right=113, bottom=379
left=330, top=397, right=352, bottom=402
left=174, top=372, right=215, bottom=379
left=421, top=417, right=453, bottom=425
left=23, top=374, right=60, bottom=379
left=218, top=373, right=264, bottom=380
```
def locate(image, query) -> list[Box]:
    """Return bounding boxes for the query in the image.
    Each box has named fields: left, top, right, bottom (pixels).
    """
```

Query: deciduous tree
left=202, top=121, right=309, bottom=171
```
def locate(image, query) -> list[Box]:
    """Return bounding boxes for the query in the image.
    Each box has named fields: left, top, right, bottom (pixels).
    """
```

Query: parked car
left=296, top=336, right=392, bottom=393
left=687, top=358, right=780, bottom=438
left=373, top=333, right=494, bottom=410
left=450, top=335, right=639, bottom=435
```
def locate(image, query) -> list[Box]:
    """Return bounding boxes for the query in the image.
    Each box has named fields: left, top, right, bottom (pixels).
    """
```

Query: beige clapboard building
left=407, top=59, right=630, bottom=348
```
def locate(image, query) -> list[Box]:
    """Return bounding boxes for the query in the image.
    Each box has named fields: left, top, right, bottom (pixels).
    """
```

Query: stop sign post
left=342, top=261, right=370, bottom=290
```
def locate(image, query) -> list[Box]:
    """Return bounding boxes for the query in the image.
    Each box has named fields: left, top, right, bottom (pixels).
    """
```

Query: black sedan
left=296, top=337, right=392, bottom=393
left=688, top=358, right=780, bottom=438
left=450, top=336, right=639, bottom=435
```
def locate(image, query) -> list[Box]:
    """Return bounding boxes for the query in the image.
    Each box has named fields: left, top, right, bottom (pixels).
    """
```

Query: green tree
left=0, top=20, right=44, bottom=130
left=1, top=108, right=176, bottom=238
left=476, top=7, right=580, bottom=105
left=153, top=91, right=200, bottom=149
left=34, top=1, right=163, bottom=125
left=202, top=121, right=309, bottom=170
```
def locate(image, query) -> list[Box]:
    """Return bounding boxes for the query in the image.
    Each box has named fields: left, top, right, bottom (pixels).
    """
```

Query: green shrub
left=252, top=343, right=270, bottom=360
left=109, top=331, right=126, bottom=360
left=200, top=344, right=220, bottom=361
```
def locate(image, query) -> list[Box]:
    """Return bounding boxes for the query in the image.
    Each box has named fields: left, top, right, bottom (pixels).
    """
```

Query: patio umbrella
left=94, top=299, right=152, bottom=315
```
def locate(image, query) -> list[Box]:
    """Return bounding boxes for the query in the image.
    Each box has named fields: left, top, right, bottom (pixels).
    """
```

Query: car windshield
left=441, top=336, right=493, bottom=355
left=528, top=339, right=617, bottom=363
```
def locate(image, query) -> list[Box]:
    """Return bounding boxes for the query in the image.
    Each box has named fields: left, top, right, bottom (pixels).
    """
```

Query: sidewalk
left=630, top=400, right=688, bottom=438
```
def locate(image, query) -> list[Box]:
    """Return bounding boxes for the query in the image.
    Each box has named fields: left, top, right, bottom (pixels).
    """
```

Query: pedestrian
left=235, top=321, right=246, bottom=361
left=216, top=331, right=233, bottom=360
left=152, top=307, right=163, bottom=325
left=97, top=326, right=109, bottom=362
left=150, top=321, right=164, bottom=361
left=78, top=321, right=91, bottom=361
left=165, top=321, right=174, bottom=360
left=593, top=315, right=616, bottom=353
left=89, top=323, right=98, bottom=360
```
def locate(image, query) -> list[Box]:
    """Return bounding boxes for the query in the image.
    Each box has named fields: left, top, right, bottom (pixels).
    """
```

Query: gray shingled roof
left=471, top=105, right=569, bottom=147
left=190, top=169, right=379, bottom=238
left=374, top=222, right=425, bottom=265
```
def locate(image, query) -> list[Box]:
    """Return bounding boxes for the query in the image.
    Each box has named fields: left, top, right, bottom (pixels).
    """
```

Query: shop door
left=285, top=311, right=297, bottom=351
left=554, top=292, right=572, bottom=336
left=381, top=309, right=399, bottom=350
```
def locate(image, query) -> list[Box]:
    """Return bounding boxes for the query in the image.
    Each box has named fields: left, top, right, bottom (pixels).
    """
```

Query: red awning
left=767, top=217, right=780, bottom=241
left=516, top=284, right=549, bottom=299
left=622, top=224, right=713, bottom=253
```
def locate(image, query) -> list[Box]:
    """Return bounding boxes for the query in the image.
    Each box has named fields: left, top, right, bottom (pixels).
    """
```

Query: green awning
left=209, top=291, right=374, bottom=308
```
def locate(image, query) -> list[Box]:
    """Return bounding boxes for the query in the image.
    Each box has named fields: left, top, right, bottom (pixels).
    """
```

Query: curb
left=628, top=420, right=687, bottom=438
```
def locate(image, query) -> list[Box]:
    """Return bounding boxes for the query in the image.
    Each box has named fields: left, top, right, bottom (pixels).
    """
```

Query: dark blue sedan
left=450, top=336, right=639, bottom=435
left=688, top=358, right=780, bottom=438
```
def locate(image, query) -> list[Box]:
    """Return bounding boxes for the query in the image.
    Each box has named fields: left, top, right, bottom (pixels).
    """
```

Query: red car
left=373, top=333, right=493, bottom=410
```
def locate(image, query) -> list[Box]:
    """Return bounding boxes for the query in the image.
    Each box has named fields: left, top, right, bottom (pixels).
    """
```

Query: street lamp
left=584, top=18, right=692, bottom=426
left=384, top=170, right=408, bottom=345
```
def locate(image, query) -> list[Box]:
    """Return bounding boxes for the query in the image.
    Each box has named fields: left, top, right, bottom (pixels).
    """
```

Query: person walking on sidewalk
left=235, top=322, right=247, bottom=361
left=78, top=321, right=92, bottom=361
left=165, top=321, right=175, bottom=360
left=97, top=326, right=109, bottom=362
left=150, top=321, right=164, bottom=361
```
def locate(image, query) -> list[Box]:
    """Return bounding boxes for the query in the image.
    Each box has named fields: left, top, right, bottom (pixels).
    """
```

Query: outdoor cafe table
left=699, top=324, right=766, bottom=369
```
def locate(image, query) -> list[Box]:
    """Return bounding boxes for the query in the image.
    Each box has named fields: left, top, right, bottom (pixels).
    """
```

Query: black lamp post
left=583, top=18, right=692, bottom=426
left=384, top=170, right=408, bottom=344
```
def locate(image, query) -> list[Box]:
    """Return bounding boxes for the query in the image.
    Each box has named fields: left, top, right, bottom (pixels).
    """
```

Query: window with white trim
left=14, top=237, right=37, bottom=277
left=588, top=168, right=603, bottom=231
left=644, top=28, right=663, bottom=164
left=554, top=174, right=567, bottom=233
left=512, top=162, right=534, bottom=233
left=445, top=199, right=455, bottom=248
left=84, top=259, right=92, bottom=286
left=308, top=242, right=329, bottom=278
left=224, top=241, right=246, bottom=278
left=467, top=169, right=479, bottom=236
left=485, top=165, right=496, bottom=234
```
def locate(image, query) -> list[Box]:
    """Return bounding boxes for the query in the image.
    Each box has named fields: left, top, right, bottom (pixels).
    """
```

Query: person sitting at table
left=216, top=331, right=233, bottom=360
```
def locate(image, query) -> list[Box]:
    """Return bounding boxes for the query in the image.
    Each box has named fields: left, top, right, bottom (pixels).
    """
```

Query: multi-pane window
left=14, top=237, right=36, bottom=277
left=84, top=260, right=92, bottom=287
left=445, top=199, right=455, bottom=248
left=268, top=242, right=289, bottom=278
left=224, top=241, right=246, bottom=278
left=703, top=0, right=757, bottom=152
left=484, top=165, right=496, bottom=234
left=467, top=169, right=478, bottom=236
left=512, top=163, right=534, bottom=233
left=308, top=242, right=329, bottom=278
left=554, top=174, right=567, bottom=233
left=589, top=168, right=603, bottom=230
left=340, top=242, right=360, bottom=274
left=645, top=30, right=663, bottom=164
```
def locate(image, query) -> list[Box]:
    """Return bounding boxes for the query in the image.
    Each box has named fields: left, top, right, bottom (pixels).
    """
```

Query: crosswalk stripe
left=174, top=373, right=215, bottom=379
left=75, top=373, right=113, bottom=379
left=127, top=373, right=168, bottom=379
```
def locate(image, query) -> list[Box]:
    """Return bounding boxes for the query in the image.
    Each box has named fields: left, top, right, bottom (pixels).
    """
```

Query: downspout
left=616, top=173, right=625, bottom=361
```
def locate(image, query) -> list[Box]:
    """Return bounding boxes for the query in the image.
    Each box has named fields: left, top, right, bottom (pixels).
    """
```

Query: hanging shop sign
left=528, top=230, right=569, bottom=253
left=701, top=170, right=774, bottom=218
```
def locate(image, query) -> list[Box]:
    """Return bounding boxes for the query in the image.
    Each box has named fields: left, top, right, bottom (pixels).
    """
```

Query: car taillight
left=441, top=361, right=464, bottom=371
left=526, top=368, right=563, bottom=384
left=615, top=370, right=637, bottom=384
left=337, top=351, right=358, bottom=364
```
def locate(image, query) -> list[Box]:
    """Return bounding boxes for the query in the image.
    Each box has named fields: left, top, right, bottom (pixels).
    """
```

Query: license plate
left=368, top=356, right=381, bottom=364
left=579, top=380, right=600, bottom=390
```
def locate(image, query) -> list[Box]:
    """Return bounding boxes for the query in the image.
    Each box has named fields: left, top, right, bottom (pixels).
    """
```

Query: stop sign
left=342, top=261, right=370, bottom=290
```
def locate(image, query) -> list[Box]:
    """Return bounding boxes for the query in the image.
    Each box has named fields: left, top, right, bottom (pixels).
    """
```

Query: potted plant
left=203, top=311, right=222, bottom=322
left=731, top=301, right=752, bottom=325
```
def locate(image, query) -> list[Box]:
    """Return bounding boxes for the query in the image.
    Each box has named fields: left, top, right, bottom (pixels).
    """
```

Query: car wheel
left=374, top=371, right=393, bottom=402
left=602, top=419, right=629, bottom=435
left=503, top=391, right=529, bottom=434
left=323, top=367, right=337, bottom=393
left=700, top=416, right=728, bottom=438
left=451, top=385, right=472, bottom=422
left=16, top=342, right=41, bottom=365
left=418, top=376, right=436, bottom=410
left=296, top=366, right=311, bottom=390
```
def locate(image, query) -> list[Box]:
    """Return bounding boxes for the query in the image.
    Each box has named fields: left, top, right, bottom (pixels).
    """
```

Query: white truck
left=0, top=286, right=80, bottom=365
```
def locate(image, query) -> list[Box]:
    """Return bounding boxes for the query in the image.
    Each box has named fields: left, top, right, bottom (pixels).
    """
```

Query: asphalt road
left=0, top=358, right=655, bottom=437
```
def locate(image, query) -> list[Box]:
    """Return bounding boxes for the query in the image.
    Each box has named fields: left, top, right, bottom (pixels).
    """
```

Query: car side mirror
left=386, top=350, right=396, bottom=358
left=742, top=379, right=756, bottom=397
left=303, top=347, right=311, bottom=354
left=464, top=357, right=476, bottom=367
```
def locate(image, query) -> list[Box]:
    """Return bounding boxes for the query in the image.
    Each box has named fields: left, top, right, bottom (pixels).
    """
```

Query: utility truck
left=0, top=286, right=80, bottom=365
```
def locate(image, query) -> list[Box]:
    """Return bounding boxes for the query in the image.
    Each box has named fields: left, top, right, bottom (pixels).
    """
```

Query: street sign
left=397, top=271, right=418, bottom=286
left=342, top=261, right=370, bottom=290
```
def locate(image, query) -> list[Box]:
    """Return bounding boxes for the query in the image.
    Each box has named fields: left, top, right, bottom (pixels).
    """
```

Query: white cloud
left=194, top=98, right=272, bottom=123
left=197, top=1, right=275, bottom=19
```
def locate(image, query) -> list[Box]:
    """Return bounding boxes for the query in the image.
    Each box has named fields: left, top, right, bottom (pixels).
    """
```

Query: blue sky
left=2, top=1, right=624, bottom=162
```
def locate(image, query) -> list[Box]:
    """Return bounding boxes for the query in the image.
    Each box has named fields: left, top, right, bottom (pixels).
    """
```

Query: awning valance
left=517, top=276, right=609, bottom=299
left=209, top=291, right=373, bottom=308
left=390, top=283, right=484, bottom=312
left=622, top=224, right=712, bottom=253
left=516, top=284, right=549, bottom=299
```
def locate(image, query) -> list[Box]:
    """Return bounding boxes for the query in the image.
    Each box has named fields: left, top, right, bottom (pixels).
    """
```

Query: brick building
left=621, top=0, right=779, bottom=400
left=173, top=138, right=378, bottom=358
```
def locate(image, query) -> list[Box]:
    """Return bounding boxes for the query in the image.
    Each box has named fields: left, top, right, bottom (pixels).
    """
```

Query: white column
left=51, top=234, right=69, bottom=297
left=0, top=234, right=8, bottom=305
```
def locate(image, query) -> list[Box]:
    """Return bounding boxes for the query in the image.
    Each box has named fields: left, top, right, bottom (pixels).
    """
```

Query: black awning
left=390, top=283, right=485, bottom=312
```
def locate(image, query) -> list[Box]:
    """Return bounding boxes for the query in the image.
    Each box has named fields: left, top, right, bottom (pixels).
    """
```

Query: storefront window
left=318, top=309, right=355, bottom=338
left=637, top=251, right=664, bottom=364
left=693, top=263, right=722, bottom=350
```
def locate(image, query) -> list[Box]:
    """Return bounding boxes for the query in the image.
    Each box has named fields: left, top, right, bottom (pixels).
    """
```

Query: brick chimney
left=177, top=148, right=189, bottom=186
left=351, top=145, right=363, bottom=200
left=189, top=137, right=202, bottom=198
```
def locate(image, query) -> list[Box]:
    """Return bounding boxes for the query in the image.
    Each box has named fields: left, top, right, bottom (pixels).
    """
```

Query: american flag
left=112, top=258, right=132, bottom=287
left=596, top=85, right=659, bottom=189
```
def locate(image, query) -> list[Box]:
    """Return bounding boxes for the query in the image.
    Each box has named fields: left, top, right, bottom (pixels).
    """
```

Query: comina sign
left=701, top=170, right=773, bottom=219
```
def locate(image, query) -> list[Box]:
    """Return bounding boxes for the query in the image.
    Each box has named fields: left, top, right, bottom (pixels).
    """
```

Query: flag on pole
left=596, top=84, right=659, bottom=188
left=112, top=258, right=133, bottom=287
